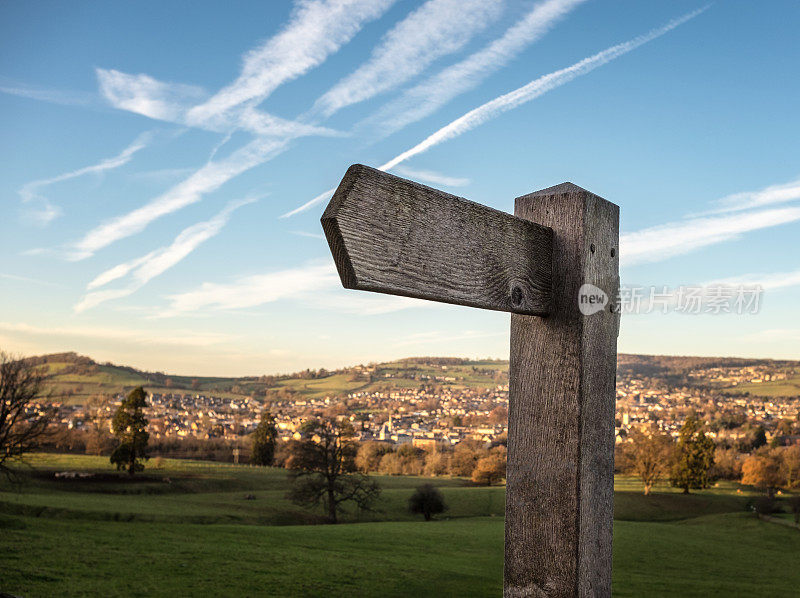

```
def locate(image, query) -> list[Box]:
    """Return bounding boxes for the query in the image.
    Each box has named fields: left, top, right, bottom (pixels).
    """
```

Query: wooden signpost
left=322, top=164, right=620, bottom=597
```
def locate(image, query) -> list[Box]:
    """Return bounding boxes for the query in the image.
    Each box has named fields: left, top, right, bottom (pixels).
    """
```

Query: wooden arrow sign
left=321, top=164, right=553, bottom=316
left=321, top=164, right=620, bottom=596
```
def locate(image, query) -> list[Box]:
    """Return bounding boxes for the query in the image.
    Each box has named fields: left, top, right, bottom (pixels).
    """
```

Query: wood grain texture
left=321, top=164, right=553, bottom=315
left=504, top=183, right=619, bottom=598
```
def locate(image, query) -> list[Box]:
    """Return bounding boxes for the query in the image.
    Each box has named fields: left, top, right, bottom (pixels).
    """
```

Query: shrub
left=408, top=483, right=446, bottom=521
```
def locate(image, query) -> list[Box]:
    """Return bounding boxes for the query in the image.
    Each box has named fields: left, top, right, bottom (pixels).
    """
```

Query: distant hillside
left=27, top=351, right=800, bottom=405
left=29, top=353, right=508, bottom=405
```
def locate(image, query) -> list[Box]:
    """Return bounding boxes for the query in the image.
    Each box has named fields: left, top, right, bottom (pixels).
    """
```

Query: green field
left=2, top=455, right=799, bottom=597
left=721, top=373, right=800, bottom=398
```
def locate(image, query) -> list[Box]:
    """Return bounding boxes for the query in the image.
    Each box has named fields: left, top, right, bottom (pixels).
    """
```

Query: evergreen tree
left=251, top=411, right=278, bottom=466
left=670, top=413, right=715, bottom=494
left=110, top=386, right=149, bottom=475
left=751, top=425, right=767, bottom=450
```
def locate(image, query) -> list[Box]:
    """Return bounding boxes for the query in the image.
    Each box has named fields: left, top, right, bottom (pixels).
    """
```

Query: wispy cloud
left=0, top=321, right=236, bottom=348
left=20, top=132, right=152, bottom=203
left=621, top=205, right=800, bottom=267
left=70, top=137, right=288, bottom=259
left=75, top=198, right=257, bottom=312
left=235, top=105, right=341, bottom=137
left=0, top=273, right=61, bottom=287
left=310, top=0, right=503, bottom=118
left=363, top=0, right=589, bottom=136
left=96, top=69, right=206, bottom=121
left=392, top=166, right=469, bottom=187
left=281, top=186, right=338, bottom=218
left=290, top=230, right=327, bottom=240
left=18, top=132, right=153, bottom=225
left=706, top=268, right=800, bottom=291
left=129, top=166, right=197, bottom=184
left=82, top=1, right=380, bottom=250
left=185, top=0, right=397, bottom=127
left=0, top=79, right=96, bottom=107
left=284, top=7, right=707, bottom=218
left=306, top=292, right=431, bottom=315
left=708, top=177, right=800, bottom=214
left=378, top=7, right=708, bottom=172
left=97, top=69, right=341, bottom=138
left=159, top=261, right=430, bottom=317
left=21, top=202, right=63, bottom=227
left=161, top=263, right=339, bottom=316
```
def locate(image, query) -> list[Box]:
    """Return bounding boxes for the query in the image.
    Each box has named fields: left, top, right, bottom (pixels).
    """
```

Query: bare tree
left=0, top=351, right=54, bottom=477
left=286, top=418, right=380, bottom=523
left=628, top=424, right=674, bottom=495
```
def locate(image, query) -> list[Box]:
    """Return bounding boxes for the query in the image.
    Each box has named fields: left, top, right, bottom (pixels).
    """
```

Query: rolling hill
left=26, top=351, right=800, bottom=405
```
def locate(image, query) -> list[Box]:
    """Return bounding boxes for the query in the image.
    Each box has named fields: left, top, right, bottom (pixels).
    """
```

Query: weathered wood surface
left=321, top=164, right=554, bottom=316
left=504, top=183, right=619, bottom=597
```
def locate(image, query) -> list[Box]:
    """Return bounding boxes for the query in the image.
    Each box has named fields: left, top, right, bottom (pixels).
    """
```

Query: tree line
left=616, top=412, right=800, bottom=496
left=2, top=351, right=798, bottom=520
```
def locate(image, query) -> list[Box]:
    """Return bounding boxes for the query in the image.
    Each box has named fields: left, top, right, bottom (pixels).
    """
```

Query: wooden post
left=505, top=183, right=619, bottom=597
left=321, top=167, right=620, bottom=597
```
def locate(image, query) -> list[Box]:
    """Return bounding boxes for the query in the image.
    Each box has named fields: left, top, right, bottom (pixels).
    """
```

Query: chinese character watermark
left=578, top=284, right=763, bottom=316
left=617, top=284, right=762, bottom=315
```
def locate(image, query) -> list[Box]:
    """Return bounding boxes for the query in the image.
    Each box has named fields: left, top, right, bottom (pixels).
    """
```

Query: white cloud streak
left=96, top=69, right=206, bottom=122
left=311, top=0, right=503, bottom=118
left=84, top=1, right=382, bottom=248
left=74, top=198, right=257, bottom=312
left=281, top=186, right=338, bottom=218
left=185, top=0, right=397, bottom=127
left=621, top=205, right=800, bottom=267
left=96, top=68, right=341, bottom=138
left=363, top=0, right=589, bottom=136
left=0, top=321, right=235, bottom=348
left=709, top=177, right=800, bottom=213
left=0, top=273, right=60, bottom=287
left=0, top=81, right=96, bottom=107
left=378, top=6, right=708, bottom=172
left=21, top=202, right=63, bottom=227
left=706, top=268, right=800, bottom=291
left=284, top=6, right=706, bottom=218
left=159, top=262, right=430, bottom=317
left=161, top=263, right=339, bottom=316
left=70, top=137, right=289, bottom=259
left=18, top=132, right=153, bottom=226
left=290, top=230, right=327, bottom=240
left=307, top=292, right=431, bottom=315
left=19, top=132, right=153, bottom=203
left=392, top=166, right=469, bottom=187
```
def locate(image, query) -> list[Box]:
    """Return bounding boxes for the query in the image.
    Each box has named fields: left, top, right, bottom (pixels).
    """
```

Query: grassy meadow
left=1, top=454, right=799, bottom=597
left=721, top=373, right=800, bottom=398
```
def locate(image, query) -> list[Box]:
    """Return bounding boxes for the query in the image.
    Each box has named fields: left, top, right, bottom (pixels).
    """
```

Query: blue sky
left=2, top=0, right=799, bottom=376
